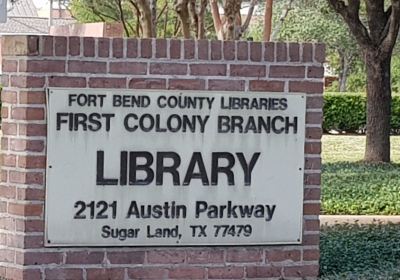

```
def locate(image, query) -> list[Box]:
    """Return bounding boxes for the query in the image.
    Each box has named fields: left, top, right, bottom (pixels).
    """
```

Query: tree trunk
left=364, top=50, right=392, bottom=163
left=339, top=55, right=349, bottom=92
left=263, top=0, right=273, bottom=41
left=136, top=0, right=155, bottom=38
left=150, top=0, right=157, bottom=37
left=175, top=0, right=191, bottom=38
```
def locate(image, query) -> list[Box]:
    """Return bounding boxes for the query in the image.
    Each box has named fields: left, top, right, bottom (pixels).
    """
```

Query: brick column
left=0, top=35, right=324, bottom=280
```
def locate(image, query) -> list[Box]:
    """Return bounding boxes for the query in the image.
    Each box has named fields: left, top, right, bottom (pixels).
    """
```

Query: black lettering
left=156, top=152, right=181, bottom=185
left=211, top=152, right=235, bottom=185
left=129, top=152, right=154, bottom=185
left=236, top=153, right=261, bottom=186
left=183, top=152, right=210, bottom=185
left=96, top=151, right=118, bottom=185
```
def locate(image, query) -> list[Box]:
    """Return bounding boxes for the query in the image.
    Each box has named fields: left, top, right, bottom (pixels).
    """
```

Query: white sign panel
left=45, top=89, right=306, bottom=247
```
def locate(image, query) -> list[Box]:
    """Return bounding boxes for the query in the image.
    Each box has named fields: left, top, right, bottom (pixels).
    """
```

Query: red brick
left=226, top=248, right=262, bottom=263
left=54, top=36, right=67, bottom=56
left=307, top=96, right=323, bottom=109
left=289, top=43, right=300, bottom=62
left=211, top=40, right=222, bottom=60
left=89, top=77, right=126, bottom=88
left=308, top=66, right=324, bottom=78
left=187, top=249, right=224, bottom=264
left=9, top=171, right=44, bottom=185
left=169, top=79, right=205, bottom=90
left=40, top=36, right=53, bottom=56
left=276, top=42, right=287, bottom=62
left=147, top=250, right=185, bottom=264
left=8, top=203, right=43, bottom=216
left=11, top=108, right=44, bottom=120
left=223, top=41, right=235, bottom=60
left=69, top=36, right=81, bottom=56
left=0, top=249, right=15, bottom=263
left=249, top=80, right=284, bottom=92
left=170, top=39, right=181, bottom=59
left=304, top=219, right=320, bottom=231
left=66, top=251, right=104, bottom=264
left=304, top=202, right=321, bottom=215
left=1, top=171, right=7, bottom=183
left=290, top=81, right=324, bottom=93
left=0, top=186, right=16, bottom=199
left=190, top=64, right=226, bottom=76
left=129, top=78, right=166, bottom=89
left=315, top=43, right=326, bottom=63
left=28, top=36, right=40, bottom=56
left=237, top=41, right=248, bottom=60
left=2, top=60, right=18, bottom=72
left=2, top=154, right=16, bottom=167
left=19, top=123, right=46, bottom=136
left=306, top=127, right=323, bottom=139
left=18, top=155, right=46, bottom=169
left=21, top=251, right=63, bottom=266
left=68, top=61, right=106, bottom=73
left=16, top=219, right=44, bottom=232
left=24, top=235, right=44, bottom=248
left=1, top=137, right=8, bottom=150
left=270, top=66, right=305, bottom=78
left=107, top=251, right=145, bottom=264
left=1, top=74, right=9, bottom=87
left=7, top=267, right=41, bottom=280
left=113, top=38, right=124, bottom=58
left=208, top=79, right=245, bottom=91
left=141, top=38, right=152, bottom=58
left=110, top=62, right=147, bottom=74
left=304, top=173, right=321, bottom=185
left=86, top=268, right=125, bottom=280
left=302, top=44, right=313, bottom=62
left=0, top=217, right=14, bottom=231
left=11, top=76, right=45, bottom=88
left=305, top=157, right=322, bottom=171
left=303, top=233, right=320, bottom=246
left=98, top=38, right=110, bottom=58
left=128, top=268, right=168, bottom=279
left=264, top=42, right=275, bottom=62
left=45, top=268, right=84, bottom=280
left=48, top=76, right=86, bottom=88
left=83, top=37, right=95, bottom=57
left=303, top=249, right=320, bottom=261
left=208, top=267, right=244, bottom=279
left=0, top=201, right=7, bottom=213
left=284, top=264, right=319, bottom=277
left=150, top=63, right=187, bottom=75
left=19, top=91, right=46, bottom=104
left=2, top=91, right=17, bottom=103
left=156, top=39, right=167, bottom=58
left=266, top=249, right=301, bottom=262
left=1, top=123, right=16, bottom=135
left=7, top=233, right=24, bottom=248
left=246, top=266, right=283, bottom=278
left=1, top=107, right=8, bottom=119
left=184, top=40, right=195, bottom=59
left=250, top=42, right=262, bottom=61
left=168, top=267, right=205, bottom=279
left=231, top=65, right=266, bottom=77
left=126, top=38, right=138, bottom=58
left=17, top=188, right=45, bottom=201
left=306, top=111, right=323, bottom=124
left=198, top=40, right=209, bottom=60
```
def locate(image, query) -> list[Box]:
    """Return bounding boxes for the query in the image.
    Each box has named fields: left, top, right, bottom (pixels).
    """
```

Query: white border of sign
left=45, top=89, right=306, bottom=247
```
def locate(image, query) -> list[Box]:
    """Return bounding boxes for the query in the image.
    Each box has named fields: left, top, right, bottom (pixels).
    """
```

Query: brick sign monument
left=0, top=35, right=323, bottom=279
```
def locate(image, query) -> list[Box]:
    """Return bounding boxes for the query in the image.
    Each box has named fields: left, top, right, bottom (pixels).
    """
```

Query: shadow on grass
left=320, top=223, right=400, bottom=279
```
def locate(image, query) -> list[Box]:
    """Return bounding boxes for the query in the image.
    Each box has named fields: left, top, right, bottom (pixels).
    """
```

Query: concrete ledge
left=320, top=215, right=400, bottom=225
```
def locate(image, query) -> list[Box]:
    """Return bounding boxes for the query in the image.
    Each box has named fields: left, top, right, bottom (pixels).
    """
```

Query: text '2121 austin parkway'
left=45, top=89, right=306, bottom=246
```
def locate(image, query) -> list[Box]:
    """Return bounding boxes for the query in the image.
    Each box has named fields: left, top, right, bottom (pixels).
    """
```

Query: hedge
left=323, top=92, right=400, bottom=134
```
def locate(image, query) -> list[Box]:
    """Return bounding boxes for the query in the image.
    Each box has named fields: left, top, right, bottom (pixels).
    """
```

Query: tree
left=263, top=0, right=273, bottom=41
left=327, top=0, right=400, bottom=162
left=210, top=0, right=258, bottom=40
left=275, top=0, right=358, bottom=92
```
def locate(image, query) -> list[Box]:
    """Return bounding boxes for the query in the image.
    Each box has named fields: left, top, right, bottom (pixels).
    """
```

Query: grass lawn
left=320, top=223, right=400, bottom=279
left=322, top=135, right=400, bottom=215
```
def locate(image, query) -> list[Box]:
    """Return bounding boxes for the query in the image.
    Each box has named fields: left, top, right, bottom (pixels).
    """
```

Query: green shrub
left=323, top=92, right=400, bottom=133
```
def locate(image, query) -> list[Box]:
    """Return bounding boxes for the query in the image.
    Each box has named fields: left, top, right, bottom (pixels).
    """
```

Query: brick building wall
left=0, top=35, right=324, bottom=280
